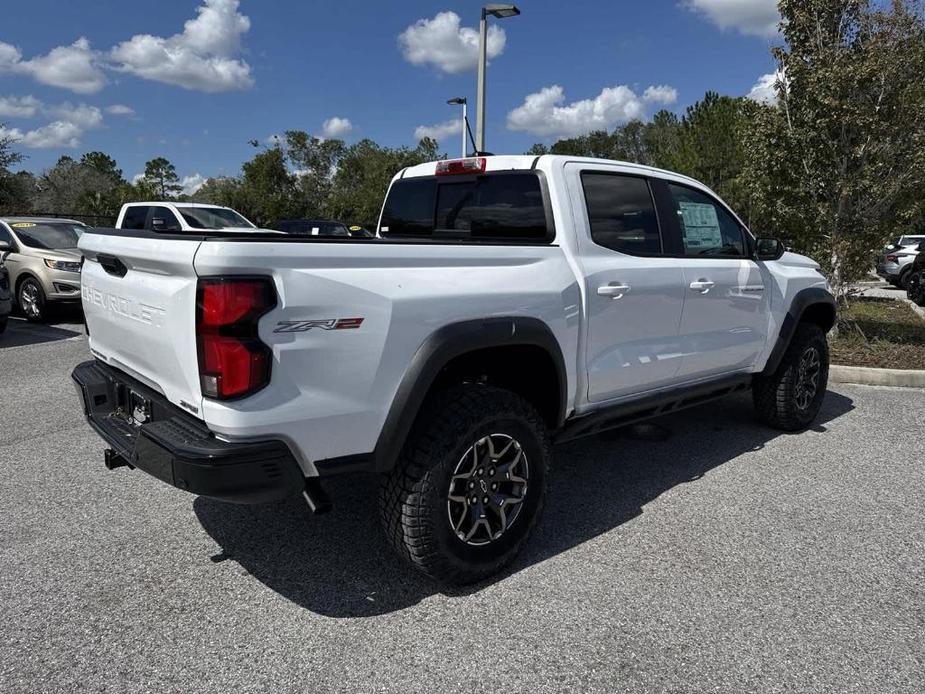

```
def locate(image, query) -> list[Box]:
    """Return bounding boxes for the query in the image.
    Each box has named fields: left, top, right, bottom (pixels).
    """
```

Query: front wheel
left=379, top=384, right=550, bottom=585
left=753, top=323, right=829, bottom=431
left=18, top=277, right=47, bottom=323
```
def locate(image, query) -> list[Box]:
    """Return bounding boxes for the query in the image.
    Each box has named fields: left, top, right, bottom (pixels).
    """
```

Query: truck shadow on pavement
left=0, top=315, right=83, bottom=348
left=194, top=389, right=854, bottom=618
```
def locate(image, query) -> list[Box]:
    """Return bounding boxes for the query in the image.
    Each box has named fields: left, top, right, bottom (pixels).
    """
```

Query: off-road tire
left=753, top=323, right=829, bottom=432
left=379, top=384, right=550, bottom=585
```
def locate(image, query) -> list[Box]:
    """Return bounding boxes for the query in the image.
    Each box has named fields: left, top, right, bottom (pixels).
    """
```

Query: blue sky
left=0, top=0, right=780, bottom=192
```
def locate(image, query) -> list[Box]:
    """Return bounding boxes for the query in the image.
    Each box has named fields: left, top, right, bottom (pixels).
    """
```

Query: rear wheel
left=898, top=268, right=913, bottom=290
left=379, top=384, right=550, bottom=585
left=18, top=277, right=47, bottom=323
left=907, top=271, right=925, bottom=307
left=753, top=323, right=829, bottom=431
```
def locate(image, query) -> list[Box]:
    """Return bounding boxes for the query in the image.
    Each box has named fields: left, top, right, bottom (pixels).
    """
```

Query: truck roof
left=122, top=202, right=230, bottom=209
left=398, top=154, right=704, bottom=188
left=1, top=216, right=85, bottom=225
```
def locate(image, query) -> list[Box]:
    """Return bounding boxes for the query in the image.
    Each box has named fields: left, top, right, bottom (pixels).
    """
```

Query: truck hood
left=779, top=251, right=821, bottom=270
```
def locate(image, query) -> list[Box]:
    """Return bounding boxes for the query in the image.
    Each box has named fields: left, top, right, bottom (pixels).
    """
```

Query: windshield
left=178, top=207, right=255, bottom=229
left=11, top=223, right=84, bottom=250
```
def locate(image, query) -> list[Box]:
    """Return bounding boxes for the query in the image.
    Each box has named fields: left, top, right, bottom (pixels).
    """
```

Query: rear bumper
left=71, top=360, right=305, bottom=504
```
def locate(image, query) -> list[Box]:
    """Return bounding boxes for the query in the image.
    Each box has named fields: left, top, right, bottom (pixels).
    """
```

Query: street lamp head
left=447, top=97, right=467, bottom=105
left=483, top=4, right=520, bottom=19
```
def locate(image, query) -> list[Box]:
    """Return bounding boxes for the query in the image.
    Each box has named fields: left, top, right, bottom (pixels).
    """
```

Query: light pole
left=476, top=4, right=520, bottom=154
left=447, top=97, right=468, bottom=158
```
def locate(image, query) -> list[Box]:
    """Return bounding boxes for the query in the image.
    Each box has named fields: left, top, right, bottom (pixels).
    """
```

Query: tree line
left=1, top=0, right=923, bottom=299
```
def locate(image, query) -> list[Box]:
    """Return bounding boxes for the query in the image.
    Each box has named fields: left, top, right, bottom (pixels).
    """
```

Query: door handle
left=689, top=279, right=715, bottom=293
left=597, top=283, right=631, bottom=299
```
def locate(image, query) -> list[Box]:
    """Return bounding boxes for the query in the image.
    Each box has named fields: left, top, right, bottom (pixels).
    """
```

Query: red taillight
left=886, top=254, right=900, bottom=263
left=435, top=157, right=487, bottom=176
left=196, top=277, right=276, bottom=400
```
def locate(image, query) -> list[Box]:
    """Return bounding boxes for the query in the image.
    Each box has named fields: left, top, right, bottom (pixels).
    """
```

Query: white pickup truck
left=73, top=155, right=835, bottom=584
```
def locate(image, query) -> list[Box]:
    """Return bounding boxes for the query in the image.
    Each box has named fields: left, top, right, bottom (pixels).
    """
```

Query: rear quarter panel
left=193, top=241, right=581, bottom=473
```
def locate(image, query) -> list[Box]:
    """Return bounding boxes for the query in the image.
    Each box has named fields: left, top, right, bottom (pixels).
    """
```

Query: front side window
left=666, top=183, right=745, bottom=257
left=11, top=223, right=83, bottom=250
left=380, top=173, right=550, bottom=241
left=581, top=172, right=661, bottom=255
left=122, top=206, right=149, bottom=230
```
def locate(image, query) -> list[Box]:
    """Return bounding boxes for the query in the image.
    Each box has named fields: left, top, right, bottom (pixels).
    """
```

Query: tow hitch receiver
left=104, top=448, right=134, bottom=471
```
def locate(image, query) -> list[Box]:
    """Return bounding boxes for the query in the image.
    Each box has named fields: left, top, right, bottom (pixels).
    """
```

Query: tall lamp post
left=476, top=4, right=520, bottom=154
left=447, top=97, right=468, bottom=158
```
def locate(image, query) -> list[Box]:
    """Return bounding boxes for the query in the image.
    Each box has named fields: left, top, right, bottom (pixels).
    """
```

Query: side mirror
left=151, top=217, right=166, bottom=230
left=0, top=240, right=10, bottom=252
left=918, top=241, right=925, bottom=252
left=755, top=237, right=785, bottom=261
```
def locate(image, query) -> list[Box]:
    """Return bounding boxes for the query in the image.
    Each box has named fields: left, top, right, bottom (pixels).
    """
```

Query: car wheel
left=908, top=272, right=925, bottom=307
left=753, top=323, right=830, bottom=432
left=18, top=277, right=47, bottom=323
left=898, top=269, right=913, bottom=290
left=379, top=384, right=550, bottom=585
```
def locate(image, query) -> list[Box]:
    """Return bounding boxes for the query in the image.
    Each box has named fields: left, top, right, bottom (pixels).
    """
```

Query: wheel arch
left=762, top=287, right=836, bottom=376
left=372, top=317, right=567, bottom=472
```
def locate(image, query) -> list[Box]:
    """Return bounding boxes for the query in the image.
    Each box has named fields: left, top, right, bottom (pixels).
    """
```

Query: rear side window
left=147, top=206, right=182, bottom=232
left=380, top=173, right=551, bottom=241
left=666, top=183, right=745, bottom=257
left=121, top=206, right=149, bottom=230
left=581, top=172, right=662, bottom=255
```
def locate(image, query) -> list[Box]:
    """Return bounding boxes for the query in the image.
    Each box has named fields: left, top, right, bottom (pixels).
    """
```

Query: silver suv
left=0, top=218, right=86, bottom=322
left=877, top=235, right=925, bottom=289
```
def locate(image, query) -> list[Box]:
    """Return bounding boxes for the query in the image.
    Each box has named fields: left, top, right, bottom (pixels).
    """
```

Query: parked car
left=905, top=243, right=925, bottom=306
left=73, top=154, right=835, bottom=585
left=0, top=217, right=86, bottom=322
left=0, top=260, right=11, bottom=334
left=115, top=202, right=267, bottom=233
left=877, top=235, right=925, bottom=289
left=271, top=219, right=352, bottom=237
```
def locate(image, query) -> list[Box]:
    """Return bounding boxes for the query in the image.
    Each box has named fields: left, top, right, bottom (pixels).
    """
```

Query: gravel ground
left=1, top=316, right=923, bottom=693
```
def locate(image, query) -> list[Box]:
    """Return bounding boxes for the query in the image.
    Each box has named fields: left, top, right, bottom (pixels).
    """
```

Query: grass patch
left=829, top=297, right=925, bottom=370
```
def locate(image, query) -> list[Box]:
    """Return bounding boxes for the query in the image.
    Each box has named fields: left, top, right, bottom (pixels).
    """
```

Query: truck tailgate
left=78, top=231, right=203, bottom=414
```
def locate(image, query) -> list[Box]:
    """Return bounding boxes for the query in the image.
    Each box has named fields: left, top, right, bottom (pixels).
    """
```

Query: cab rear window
left=380, top=172, right=552, bottom=242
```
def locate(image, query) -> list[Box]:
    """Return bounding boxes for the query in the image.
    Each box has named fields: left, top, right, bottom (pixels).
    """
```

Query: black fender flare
left=762, top=287, right=836, bottom=375
left=371, top=317, right=567, bottom=472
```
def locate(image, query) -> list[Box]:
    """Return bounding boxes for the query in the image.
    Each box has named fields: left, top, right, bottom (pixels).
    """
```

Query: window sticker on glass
left=678, top=202, right=722, bottom=249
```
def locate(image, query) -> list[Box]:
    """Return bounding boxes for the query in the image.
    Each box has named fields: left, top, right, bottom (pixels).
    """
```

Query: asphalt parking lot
left=1, top=314, right=923, bottom=693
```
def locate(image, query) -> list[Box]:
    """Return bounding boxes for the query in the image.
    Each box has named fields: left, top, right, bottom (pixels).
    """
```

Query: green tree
left=0, top=125, right=26, bottom=212
left=33, top=156, right=114, bottom=216
left=327, top=138, right=439, bottom=228
left=237, top=147, right=296, bottom=225
left=143, top=157, right=182, bottom=198
left=193, top=176, right=242, bottom=208
left=285, top=130, right=346, bottom=217
left=742, top=0, right=925, bottom=299
left=80, top=152, right=123, bottom=186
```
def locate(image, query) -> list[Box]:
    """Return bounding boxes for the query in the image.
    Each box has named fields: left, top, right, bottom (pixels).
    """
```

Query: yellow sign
left=11, top=222, right=36, bottom=228
left=349, top=225, right=362, bottom=231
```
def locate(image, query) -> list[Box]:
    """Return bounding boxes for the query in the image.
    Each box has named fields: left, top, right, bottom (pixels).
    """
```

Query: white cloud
left=0, top=100, right=104, bottom=149
left=0, top=95, right=42, bottom=118
left=414, top=118, right=462, bottom=142
left=507, top=84, right=672, bottom=139
left=399, top=11, right=505, bottom=73
left=683, top=0, right=780, bottom=38
left=643, top=85, right=679, bottom=106
left=180, top=173, right=206, bottom=195
left=0, top=38, right=106, bottom=94
left=131, top=172, right=145, bottom=185
left=110, top=0, right=253, bottom=92
left=321, top=116, right=352, bottom=138
left=106, top=104, right=135, bottom=116
left=265, top=133, right=282, bottom=146
left=747, top=71, right=783, bottom=104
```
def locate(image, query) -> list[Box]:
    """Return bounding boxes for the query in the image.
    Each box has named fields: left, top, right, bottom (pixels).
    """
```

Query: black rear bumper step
left=72, top=360, right=305, bottom=504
